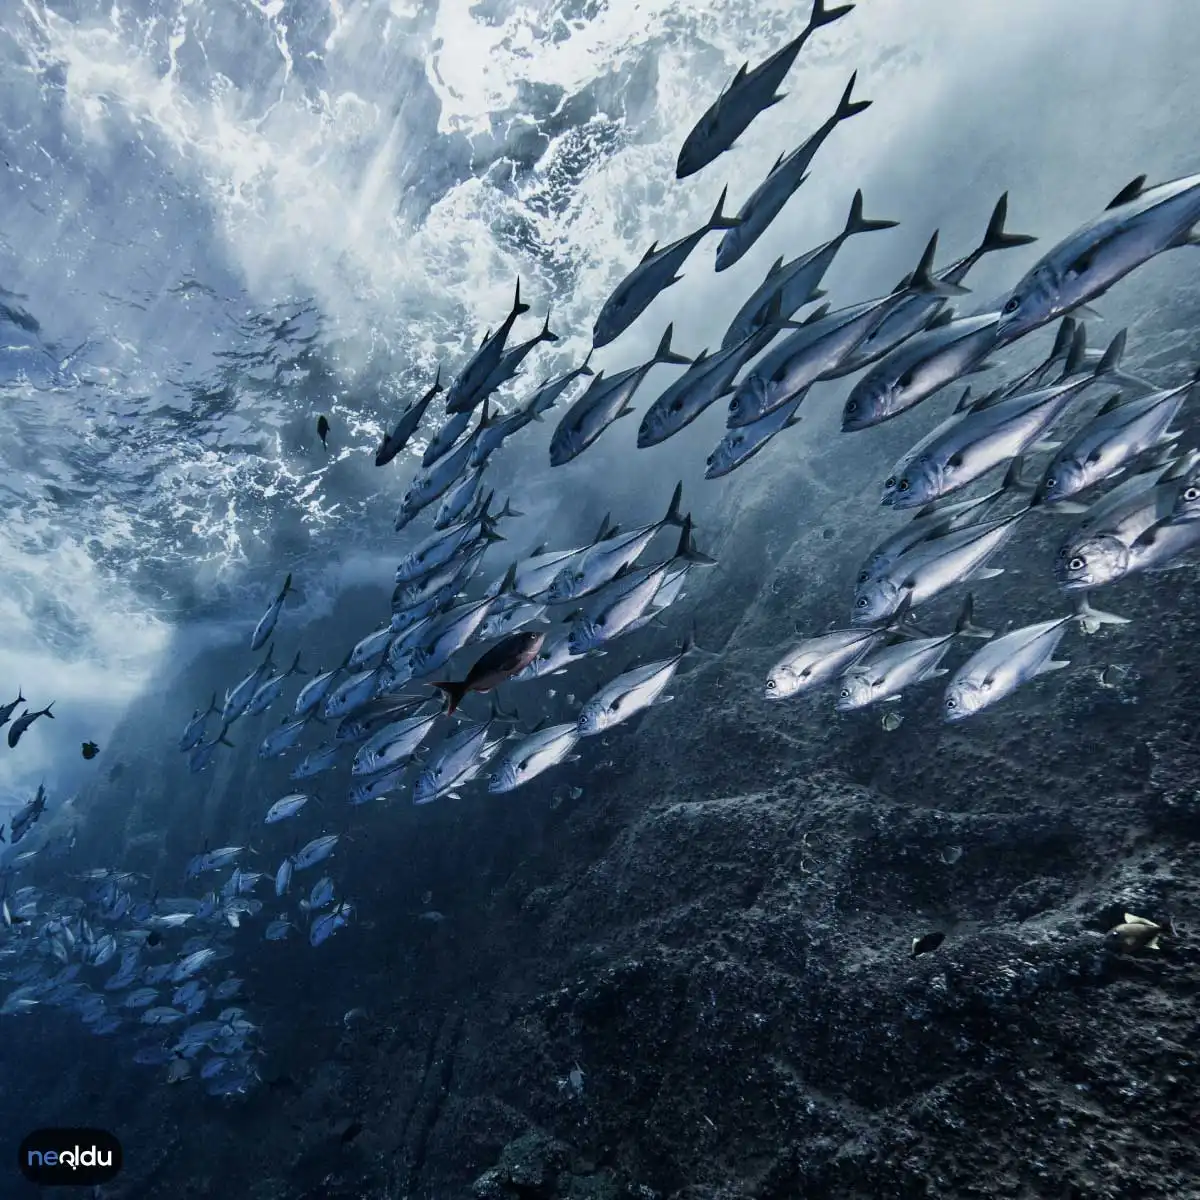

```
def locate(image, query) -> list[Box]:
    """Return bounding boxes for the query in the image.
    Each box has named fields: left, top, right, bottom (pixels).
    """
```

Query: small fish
left=593, top=187, right=741, bottom=349
left=180, top=693, right=219, bottom=752
left=259, top=716, right=310, bottom=759
left=549, top=327, right=692, bottom=465
left=245, top=651, right=306, bottom=717
left=81, top=741, right=99, bottom=760
left=675, top=0, right=854, bottom=180
left=274, top=856, right=294, bottom=897
left=880, top=712, right=903, bottom=732
left=942, top=595, right=1128, bottom=721
left=714, top=72, right=872, bottom=271
left=189, top=724, right=234, bottom=773
left=7, top=702, right=54, bottom=748
left=317, top=414, right=330, bottom=449
left=223, top=644, right=276, bottom=725
left=444, top=281, right=530, bottom=414
left=1107, top=912, right=1171, bottom=953
left=911, top=931, right=945, bottom=957
left=430, top=631, right=546, bottom=715
left=290, top=742, right=342, bottom=780
left=293, top=834, right=339, bottom=872
left=265, top=792, right=313, bottom=824
left=0, top=688, right=25, bottom=728
left=264, top=917, right=293, bottom=940
left=251, top=574, right=293, bottom=652
left=376, top=367, right=442, bottom=467
left=352, top=711, right=439, bottom=777
left=488, top=722, right=581, bottom=793
left=310, top=900, right=353, bottom=947
left=577, top=635, right=697, bottom=736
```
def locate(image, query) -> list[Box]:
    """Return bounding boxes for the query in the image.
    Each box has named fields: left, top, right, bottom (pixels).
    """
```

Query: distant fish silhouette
left=317, top=414, right=330, bottom=449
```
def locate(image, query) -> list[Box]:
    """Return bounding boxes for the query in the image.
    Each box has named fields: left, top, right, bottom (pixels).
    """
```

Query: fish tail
left=1092, top=328, right=1128, bottom=377
left=707, top=185, right=741, bottom=232
left=906, top=231, right=969, bottom=298
left=578, top=349, right=595, bottom=377
left=976, top=193, right=1037, bottom=256
left=539, top=308, right=559, bottom=343
left=509, top=278, right=530, bottom=318
left=808, top=0, right=855, bottom=33
left=663, top=480, right=685, bottom=527
left=953, top=594, right=994, bottom=640
left=43, top=702, right=55, bottom=719
left=843, top=189, right=898, bottom=237
left=653, top=323, right=693, bottom=367
left=289, top=652, right=307, bottom=676
left=832, top=71, right=871, bottom=123
left=431, top=681, right=467, bottom=715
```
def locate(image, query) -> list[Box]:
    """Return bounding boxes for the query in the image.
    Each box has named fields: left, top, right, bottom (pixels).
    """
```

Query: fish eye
left=856, top=597, right=868, bottom=608
left=885, top=476, right=896, bottom=488
left=1003, top=296, right=1020, bottom=315
left=898, top=369, right=916, bottom=389
left=897, top=479, right=910, bottom=491
left=1069, top=555, right=1086, bottom=571
left=670, top=398, right=683, bottom=412
left=845, top=400, right=857, bottom=413
left=1185, top=486, right=1200, bottom=501
left=857, top=570, right=869, bottom=583
left=766, top=679, right=776, bottom=690
left=945, top=697, right=957, bottom=709
left=839, top=688, right=850, bottom=698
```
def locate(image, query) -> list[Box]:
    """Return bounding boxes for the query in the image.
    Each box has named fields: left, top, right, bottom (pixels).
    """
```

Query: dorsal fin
left=1095, top=391, right=1126, bottom=416
left=925, top=308, right=955, bottom=330
left=1106, top=175, right=1147, bottom=210
left=640, top=241, right=659, bottom=263
left=766, top=256, right=785, bottom=278
left=801, top=302, right=830, bottom=325
left=731, top=62, right=749, bottom=86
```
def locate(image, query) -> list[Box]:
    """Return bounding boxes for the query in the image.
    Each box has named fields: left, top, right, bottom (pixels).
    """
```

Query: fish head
left=637, top=401, right=674, bottom=447
left=412, top=767, right=440, bottom=804
left=1171, top=473, right=1200, bottom=523
left=764, top=663, right=808, bottom=700
left=676, top=111, right=719, bottom=179
left=487, top=757, right=522, bottom=793
left=566, top=621, right=600, bottom=657
left=1037, top=455, right=1090, bottom=504
left=941, top=675, right=989, bottom=722
left=705, top=429, right=746, bottom=479
left=546, top=568, right=582, bottom=604
left=842, top=376, right=895, bottom=431
left=714, top=226, right=744, bottom=272
left=576, top=700, right=610, bottom=736
left=888, top=457, right=942, bottom=510
left=726, top=375, right=768, bottom=426
left=995, top=262, right=1059, bottom=342
left=851, top=577, right=903, bottom=626
left=835, top=672, right=876, bottom=712
left=548, top=426, right=581, bottom=467
left=1054, top=534, right=1129, bottom=590
left=591, top=297, right=626, bottom=349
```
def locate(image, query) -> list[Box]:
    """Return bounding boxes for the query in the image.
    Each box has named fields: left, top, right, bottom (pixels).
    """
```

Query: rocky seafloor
left=9, top=389, right=1200, bottom=1200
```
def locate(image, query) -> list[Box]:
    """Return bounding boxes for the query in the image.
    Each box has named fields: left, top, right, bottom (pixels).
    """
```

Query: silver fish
left=852, top=510, right=1027, bottom=625
left=293, top=834, right=339, bottom=872
left=244, top=652, right=306, bottom=718
left=488, top=722, right=580, bottom=792
left=348, top=761, right=410, bottom=805
left=511, top=634, right=590, bottom=682
left=841, top=311, right=1002, bottom=430
left=943, top=597, right=1128, bottom=720
left=293, top=655, right=349, bottom=719
left=705, top=388, right=806, bottom=478
left=836, top=596, right=993, bottom=711
left=721, top=189, right=895, bottom=351
left=883, top=335, right=1126, bottom=510
left=264, top=918, right=293, bottom=940
left=322, top=666, right=384, bottom=720
left=222, top=645, right=275, bottom=725
left=479, top=598, right=549, bottom=641
left=290, top=742, right=342, bottom=780
left=395, top=403, right=490, bottom=530
left=413, top=705, right=509, bottom=805
left=765, top=612, right=909, bottom=701
left=348, top=626, right=394, bottom=671
left=310, top=901, right=352, bottom=947
left=352, top=711, right=440, bottom=778
left=577, top=636, right=695, bottom=736
left=434, top=466, right=486, bottom=530
left=422, top=406, right=476, bottom=469
left=550, top=326, right=691, bottom=466
left=593, top=190, right=740, bottom=348
left=1037, top=369, right=1197, bottom=503
left=179, top=694, right=218, bottom=752
left=546, top=484, right=684, bottom=602
left=264, top=793, right=312, bottom=824
left=478, top=310, right=558, bottom=395
left=997, top=171, right=1200, bottom=342
left=142, top=1006, right=186, bottom=1025
left=250, top=574, right=292, bottom=652
left=830, top=192, right=1036, bottom=380
left=714, top=73, right=871, bottom=271
left=258, top=717, right=310, bottom=760
left=274, top=856, right=294, bottom=898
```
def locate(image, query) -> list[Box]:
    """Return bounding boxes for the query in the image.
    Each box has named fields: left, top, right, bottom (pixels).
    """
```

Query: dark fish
left=911, top=931, right=945, bottom=957
left=339, top=1120, right=364, bottom=1145
left=0, top=688, right=24, bottom=727
left=317, top=415, right=330, bottom=449
left=430, top=630, right=547, bottom=714
left=675, top=0, right=855, bottom=180
left=377, top=367, right=443, bottom=467
left=8, top=701, right=54, bottom=748
left=81, top=741, right=99, bottom=760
